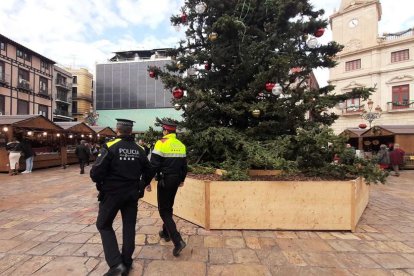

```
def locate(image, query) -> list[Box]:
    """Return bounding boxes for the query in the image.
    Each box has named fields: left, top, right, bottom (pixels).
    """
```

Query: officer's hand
left=179, top=182, right=184, bottom=187
left=146, top=185, right=152, bottom=192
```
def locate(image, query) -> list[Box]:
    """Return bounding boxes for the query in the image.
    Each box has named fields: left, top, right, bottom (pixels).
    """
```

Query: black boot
left=173, top=240, right=186, bottom=257
left=103, top=263, right=127, bottom=276
left=159, top=230, right=171, bottom=242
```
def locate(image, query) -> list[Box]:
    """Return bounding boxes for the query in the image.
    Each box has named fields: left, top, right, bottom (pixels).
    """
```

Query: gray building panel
left=96, top=60, right=173, bottom=110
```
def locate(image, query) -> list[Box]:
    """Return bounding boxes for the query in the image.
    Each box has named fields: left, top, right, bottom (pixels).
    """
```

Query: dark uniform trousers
left=157, top=174, right=183, bottom=246
left=96, top=190, right=139, bottom=268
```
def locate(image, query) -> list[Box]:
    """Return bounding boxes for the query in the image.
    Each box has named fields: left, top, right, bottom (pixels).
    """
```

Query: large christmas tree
left=150, top=0, right=383, bottom=181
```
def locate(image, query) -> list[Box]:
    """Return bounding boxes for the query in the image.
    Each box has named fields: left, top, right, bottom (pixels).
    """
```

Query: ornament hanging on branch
left=174, top=103, right=181, bottom=110
left=272, top=83, right=283, bottom=96
left=195, top=2, right=207, bottom=14
left=265, top=82, right=275, bottom=92
left=149, top=70, right=156, bottom=78
left=314, top=28, right=325, bottom=38
left=204, top=63, right=211, bottom=70
left=181, top=13, right=187, bottom=23
left=252, top=109, right=261, bottom=118
left=172, top=87, right=184, bottom=99
left=306, top=37, right=318, bottom=49
left=208, top=32, right=218, bottom=41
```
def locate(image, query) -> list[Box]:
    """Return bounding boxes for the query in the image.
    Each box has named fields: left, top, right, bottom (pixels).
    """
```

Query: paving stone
left=245, top=237, right=261, bottom=250
left=204, top=236, right=223, bottom=248
left=296, top=239, right=334, bottom=252
left=147, top=234, right=160, bottom=244
left=0, top=229, right=26, bottom=239
left=209, top=248, right=234, bottom=264
left=145, top=260, right=205, bottom=276
left=301, top=252, right=344, bottom=268
left=224, top=237, right=246, bottom=248
left=258, top=237, right=277, bottom=249
left=5, top=256, right=54, bottom=275
left=137, top=245, right=168, bottom=260
left=208, top=264, right=271, bottom=276
left=336, top=253, right=381, bottom=269
left=73, top=244, right=102, bottom=257
left=347, top=268, right=393, bottom=276
left=282, top=251, right=307, bottom=266
left=233, top=249, right=260, bottom=264
left=137, top=225, right=159, bottom=234
left=256, top=250, right=288, bottom=266
left=135, top=234, right=146, bottom=245
left=390, top=269, right=412, bottom=276
left=188, top=235, right=204, bottom=247
left=275, top=231, right=298, bottom=239
left=369, top=254, right=414, bottom=269
left=46, top=243, right=83, bottom=256
left=0, top=254, right=31, bottom=274
left=0, top=239, right=23, bottom=253
left=32, top=256, right=92, bottom=275
left=60, top=232, right=94, bottom=243
left=327, top=240, right=359, bottom=252
left=26, top=242, right=59, bottom=255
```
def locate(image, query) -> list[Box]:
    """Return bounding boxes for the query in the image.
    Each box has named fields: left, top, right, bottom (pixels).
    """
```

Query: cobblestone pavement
left=0, top=166, right=414, bottom=275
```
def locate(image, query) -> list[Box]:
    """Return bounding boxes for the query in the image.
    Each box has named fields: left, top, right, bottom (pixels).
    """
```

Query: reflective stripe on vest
left=153, top=133, right=186, bottom=157
left=106, top=138, right=122, bottom=148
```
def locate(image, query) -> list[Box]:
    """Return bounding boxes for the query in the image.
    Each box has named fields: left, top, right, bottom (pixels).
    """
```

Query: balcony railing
left=56, top=79, right=72, bottom=90
left=56, top=92, right=71, bottom=104
left=54, top=109, right=70, bottom=117
left=387, top=101, right=414, bottom=111
left=72, top=94, right=92, bottom=102
left=381, top=28, right=414, bottom=41
left=17, top=79, right=32, bottom=91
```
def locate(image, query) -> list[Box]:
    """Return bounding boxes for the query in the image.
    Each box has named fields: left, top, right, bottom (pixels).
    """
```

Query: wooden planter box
left=142, top=174, right=369, bottom=232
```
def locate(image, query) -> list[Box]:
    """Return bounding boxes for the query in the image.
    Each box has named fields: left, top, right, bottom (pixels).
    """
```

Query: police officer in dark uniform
left=147, top=119, right=188, bottom=256
left=90, top=119, right=152, bottom=276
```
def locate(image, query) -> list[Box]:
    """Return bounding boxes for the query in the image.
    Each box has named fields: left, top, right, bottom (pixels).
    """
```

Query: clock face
left=348, top=18, right=359, bottom=28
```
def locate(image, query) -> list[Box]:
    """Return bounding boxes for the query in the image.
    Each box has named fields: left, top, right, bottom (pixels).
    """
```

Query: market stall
left=90, top=126, right=116, bottom=143
left=0, top=115, right=64, bottom=172
left=360, top=125, right=414, bottom=168
left=340, top=128, right=366, bottom=150
left=55, top=122, right=96, bottom=165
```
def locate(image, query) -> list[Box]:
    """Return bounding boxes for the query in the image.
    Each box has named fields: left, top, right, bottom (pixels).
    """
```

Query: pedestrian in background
left=377, top=144, right=390, bottom=170
left=21, top=138, right=35, bottom=173
left=389, top=143, right=405, bottom=176
left=90, top=119, right=153, bottom=276
left=75, top=140, right=90, bottom=174
left=147, top=119, right=188, bottom=257
left=6, top=137, right=22, bottom=176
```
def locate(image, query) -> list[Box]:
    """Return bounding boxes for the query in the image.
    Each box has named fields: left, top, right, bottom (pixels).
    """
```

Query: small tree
left=149, top=0, right=384, bottom=182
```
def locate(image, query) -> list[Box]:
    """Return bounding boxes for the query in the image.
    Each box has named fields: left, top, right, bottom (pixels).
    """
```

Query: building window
left=41, top=60, right=50, bottom=70
left=0, top=95, right=5, bottom=115
left=0, top=42, right=5, bottom=51
left=17, top=68, right=30, bottom=90
left=39, top=77, right=48, bottom=94
left=72, top=101, right=78, bottom=114
left=17, top=99, right=29, bottom=115
left=38, top=104, right=48, bottom=118
left=345, top=59, right=361, bottom=71
left=17, top=49, right=31, bottom=61
left=391, top=49, right=409, bottom=63
left=72, top=87, right=77, bottom=98
left=345, top=98, right=361, bottom=113
left=392, top=84, right=410, bottom=110
left=73, top=76, right=77, bottom=84
left=0, top=61, right=5, bottom=82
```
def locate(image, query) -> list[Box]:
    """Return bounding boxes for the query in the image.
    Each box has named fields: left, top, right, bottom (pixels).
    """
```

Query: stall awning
left=339, top=128, right=366, bottom=138
left=89, top=126, right=116, bottom=136
left=55, top=122, right=94, bottom=134
left=361, top=125, right=414, bottom=137
left=0, top=115, right=63, bottom=131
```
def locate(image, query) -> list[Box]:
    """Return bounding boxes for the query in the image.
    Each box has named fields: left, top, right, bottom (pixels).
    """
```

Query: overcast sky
left=1, top=0, right=413, bottom=86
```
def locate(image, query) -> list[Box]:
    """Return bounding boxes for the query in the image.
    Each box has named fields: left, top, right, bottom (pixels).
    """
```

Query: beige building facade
left=0, top=34, right=55, bottom=119
left=329, top=0, right=414, bottom=133
left=65, top=67, right=93, bottom=122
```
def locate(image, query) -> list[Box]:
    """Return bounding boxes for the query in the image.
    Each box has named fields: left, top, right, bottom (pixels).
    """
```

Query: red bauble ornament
left=265, top=82, right=275, bottom=92
left=181, top=13, right=187, bottom=23
left=204, top=63, right=211, bottom=70
left=314, top=28, right=325, bottom=38
left=149, top=71, right=156, bottom=78
left=359, top=123, right=367, bottom=129
left=172, top=87, right=184, bottom=99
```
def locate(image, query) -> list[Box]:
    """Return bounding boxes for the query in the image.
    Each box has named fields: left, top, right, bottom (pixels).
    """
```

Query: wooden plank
left=142, top=178, right=206, bottom=228
left=209, top=180, right=353, bottom=230
left=205, top=181, right=211, bottom=230
left=353, top=178, right=370, bottom=230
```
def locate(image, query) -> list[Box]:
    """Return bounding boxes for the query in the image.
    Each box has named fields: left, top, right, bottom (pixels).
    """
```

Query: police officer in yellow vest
left=90, top=118, right=152, bottom=276
left=147, top=119, right=188, bottom=256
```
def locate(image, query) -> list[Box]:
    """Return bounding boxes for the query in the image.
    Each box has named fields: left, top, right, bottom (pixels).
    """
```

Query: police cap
left=116, top=118, right=135, bottom=127
left=157, top=118, right=177, bottom=131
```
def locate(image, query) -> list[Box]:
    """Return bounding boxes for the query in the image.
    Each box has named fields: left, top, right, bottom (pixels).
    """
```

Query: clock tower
left=330, top=0, right=382, bottom=51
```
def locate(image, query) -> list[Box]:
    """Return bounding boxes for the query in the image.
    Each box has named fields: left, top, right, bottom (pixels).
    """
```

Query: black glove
left=138, top=179, right=146, bottom=198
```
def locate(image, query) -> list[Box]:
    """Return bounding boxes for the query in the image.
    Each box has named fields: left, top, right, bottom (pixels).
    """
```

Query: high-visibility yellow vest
left=152, top=133, right=186, bottom=157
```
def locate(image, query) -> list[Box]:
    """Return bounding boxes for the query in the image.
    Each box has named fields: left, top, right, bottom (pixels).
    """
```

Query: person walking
left=377, top=144, right=390, bottom=170
left=147, top=119, right=188, bottom=257
left=6, top=137, right=22, bottom=176
left=75, top=140, right=90, bottom=174
left=21, top=138, right=35, bottom=173
left=90, top=119, right=152, bottom=276
left=389, top=143, right=405, bottom=176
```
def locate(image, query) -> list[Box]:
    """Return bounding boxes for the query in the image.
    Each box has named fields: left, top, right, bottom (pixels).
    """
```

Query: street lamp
left=361, top=99, right=382, bottom=128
